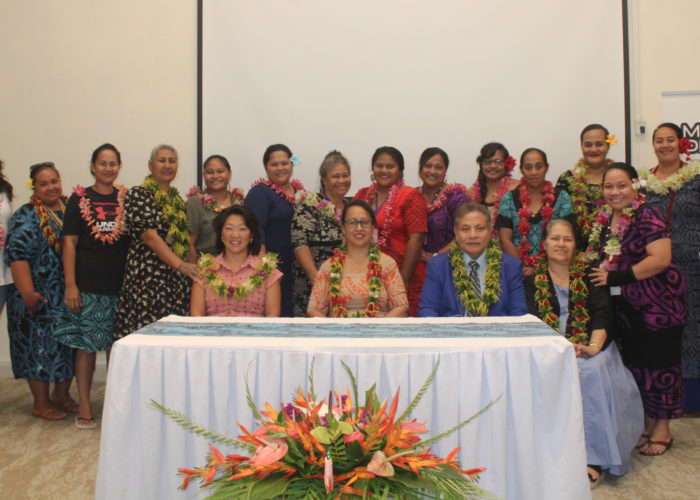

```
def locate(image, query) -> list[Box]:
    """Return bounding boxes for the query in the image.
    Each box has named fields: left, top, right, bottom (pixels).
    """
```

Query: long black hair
left=0, top=160, right=13, bottom=201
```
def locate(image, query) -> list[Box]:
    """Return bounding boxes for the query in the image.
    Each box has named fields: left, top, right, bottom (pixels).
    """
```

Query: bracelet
left=589, top=342, right=600, bottom=349
left=432, top=252, right=439, bottom=258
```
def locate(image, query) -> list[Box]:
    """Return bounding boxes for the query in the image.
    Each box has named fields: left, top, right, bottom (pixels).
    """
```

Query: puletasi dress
left=113, top=186, right=190, bottom=338
left=599, top=203, right=688, bottom=419
left=644, top=164, right=700, bottom=410
left=421, top=184, right=470, bottom=254
left=4, top=203, right=74, bottom=381
left=556, top=167, right=606, bottom=250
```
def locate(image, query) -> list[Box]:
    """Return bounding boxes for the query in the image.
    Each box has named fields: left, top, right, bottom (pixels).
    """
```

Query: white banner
left=662, top=91, right=700, bottom=161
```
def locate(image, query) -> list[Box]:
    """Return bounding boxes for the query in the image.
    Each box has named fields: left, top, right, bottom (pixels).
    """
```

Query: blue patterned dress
left=4, top=203, right=74, bottom=381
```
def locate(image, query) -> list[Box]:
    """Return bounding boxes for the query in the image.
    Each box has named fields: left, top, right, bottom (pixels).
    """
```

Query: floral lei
left=640, top=161, right=700, bottom=196
left=422, top=183, right=468, bottom=213
left=142, top=177, right=190, bottom=260
left=585, top=196, right=644, bottom=270
left=197, top=252, right=278, bottom=300
left=533, top=255, right=590, bottom=344
left=328, top=243, right=382, bottom=317
left=517, top=180, right=555, bottom=266
left=252, top=178, right=305, bottom=206
left=468, top=172, right=513, bottom=235
left=357, top=181, right=403, bottom=250
left=295, top=190, right=338, bottom=220
left=568, top=158, right=613, bottom=240
left=186, top=186, right=245, bottom=212
left=73, top=184, right=127, bottom=244
left=449, top=239, right=501, bottom=316
left=32, top=195, right=67, bottom=254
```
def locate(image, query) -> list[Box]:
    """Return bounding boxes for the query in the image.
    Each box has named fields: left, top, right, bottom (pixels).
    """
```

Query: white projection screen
left=201, top=0, right=628, bottom=193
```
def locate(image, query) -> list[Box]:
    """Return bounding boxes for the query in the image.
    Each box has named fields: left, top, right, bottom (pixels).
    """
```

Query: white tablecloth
left=95, top=315, right=590, bottom=500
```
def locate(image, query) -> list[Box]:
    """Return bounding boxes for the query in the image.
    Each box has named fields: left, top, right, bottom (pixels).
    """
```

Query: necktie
left=469, top=260, right=481, bottom=299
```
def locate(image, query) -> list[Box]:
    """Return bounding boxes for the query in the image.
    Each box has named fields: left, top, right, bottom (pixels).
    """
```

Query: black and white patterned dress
left=113, top=186, right=190, bottom=338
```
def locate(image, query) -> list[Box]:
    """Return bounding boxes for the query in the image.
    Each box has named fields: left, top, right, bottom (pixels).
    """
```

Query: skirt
left=54, top=292, right=117, bottom=352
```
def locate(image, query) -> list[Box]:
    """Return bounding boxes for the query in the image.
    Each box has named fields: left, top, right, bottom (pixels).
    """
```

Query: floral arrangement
left=641, top=161, right=700, bottom=196
left=533, top=255, right=590, bottom=344
left=357, top=181, right=403, bottom=250
left=74, top=184, right=127, bottom=244
left=585, top=196, right=644, bottom=269
left=187, top=186, right=245, bottom=212
left=449, top=239, right=501, bottom=316
left=252, top=178, right=305, bottom=206
left=143, top=177, right=190, bottom=259
left=198, top=252, right=278, bottom=300
left=328, top=243, right=382, bottom=317
left=295, top=190, right=338, bottom=220
left=31, top=195, right=67, bottom=254
left=568, top=159, right=613, bottom=241
left=153, top=358, right=497, bottom=499
left=516, top=180, right=555, bottom=266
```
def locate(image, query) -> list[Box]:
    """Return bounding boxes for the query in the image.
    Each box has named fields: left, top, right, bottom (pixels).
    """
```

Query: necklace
left=328, top=243, right=382, bottom=317
left=295, top=190, right=338, bottom=220
left=449, top=239, right=501, bottom=316
left=357, top=181, right=403, bottom=250
left=568, top=159, right=612, bottom=241
left=142, top=177, right=190, bottom=260
left=469, top=175, right=511, bottom=235
left=641, top=161, right=700, bottom=196
left=32, top=195, right=67, bottom=254
left=251, top=178, right=305, bottom=205
left=74, top=184, right=127, bottom=244
left=516, top=180, right=556, bottom=266
left=198, top=252, right=278, bottom=299
left=187, top=186, right=245, bottom=212
left=533, top=256, right=590, bottom=344
left=421, top=183, right=468, bottom=213
left=584, top=197, right=644, bottom=270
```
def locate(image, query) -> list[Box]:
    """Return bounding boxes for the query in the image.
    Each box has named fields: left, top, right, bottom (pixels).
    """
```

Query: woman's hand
left=65, top=284, right=82, bottom=313
left=574, top=342, right=602, bottom=359
left=420, top=250, right=433, bottom=262
left=177, top=262, right=201, bottom=280
left=523, top=265, right=535, bottom=277
left=590, top=267, right=608, bottom=286
left=22, top=291, right=47, bottom=314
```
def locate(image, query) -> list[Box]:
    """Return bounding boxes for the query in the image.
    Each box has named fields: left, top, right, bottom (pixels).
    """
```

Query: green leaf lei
left=198, top=252, right=279, bottom=300
left=449, top=239, right=501, bottom=316
left=142, top=176, right=190, bottom=260
left=328, top=243, right=382, bottom=317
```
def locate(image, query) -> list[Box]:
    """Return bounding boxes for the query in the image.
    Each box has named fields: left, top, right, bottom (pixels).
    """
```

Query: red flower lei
left=422, top=183, right=468, bottom=213
left=251, top=178, right=305, bottom=206
left=74, top=184, right=127, bottom=244
left=357, top=181, right=403, bottom=250
left=468, top=174, right=512, bottom=236
left=32, top=195, right=67, bottom=254
left=516, top=180, right=556, bottom=266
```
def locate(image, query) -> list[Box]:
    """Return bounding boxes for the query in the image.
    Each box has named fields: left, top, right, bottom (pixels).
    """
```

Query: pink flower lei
left=251, top=178, right=305, bottom=206
left=422, top=183, right=468, bottom=213
left=186, top=186, right=245, bottom=212
left=73, top=184, right=127, bottom=245
left=585, top=196, right=645, bottom=270
left=516, top=179, right=556, bottom=266
left=357, top=180, right=403, bottom=251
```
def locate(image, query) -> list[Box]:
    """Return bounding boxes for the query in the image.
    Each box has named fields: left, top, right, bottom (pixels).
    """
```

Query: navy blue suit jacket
left=418, top=251, right=528, bottom=317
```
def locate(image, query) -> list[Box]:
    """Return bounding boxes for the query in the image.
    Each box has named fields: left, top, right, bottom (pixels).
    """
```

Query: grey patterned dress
left=645, top=171, right=700, bottom=381
left=290, top=195, right=344, bottom=317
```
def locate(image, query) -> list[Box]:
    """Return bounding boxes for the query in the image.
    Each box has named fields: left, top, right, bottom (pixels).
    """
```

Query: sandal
left=640, top=438, right=673, bottom=456
left=32, top=406, right=67, bottom=421
left=635, top=431, right=651, bottom=449
left=587, top=465, right=604, bottom=489
left=75, top=416, right=97, bottom=430
left=50, top=394, right=79, bottom=414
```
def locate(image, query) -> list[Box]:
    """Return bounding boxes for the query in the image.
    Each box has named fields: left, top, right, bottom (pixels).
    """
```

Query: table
left=95, top=315, right=590, bottom=500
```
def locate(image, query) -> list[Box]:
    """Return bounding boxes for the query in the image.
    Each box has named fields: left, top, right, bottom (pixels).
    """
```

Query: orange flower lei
left=74, top=185, right=127, bottom=244
left=32, top=195, right=67, bottom=254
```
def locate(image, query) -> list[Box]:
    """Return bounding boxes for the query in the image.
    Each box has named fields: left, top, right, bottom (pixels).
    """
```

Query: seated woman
left=418, top=202, right=527, bottom=317
left=524, top=218, right=643, bottom=488
left=190, top=205, right=282, bottom=317
left=307, top=199, right=408, bottom=318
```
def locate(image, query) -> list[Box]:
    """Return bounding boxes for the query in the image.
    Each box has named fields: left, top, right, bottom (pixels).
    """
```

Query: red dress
left=355, top=184, right=428, bottom=315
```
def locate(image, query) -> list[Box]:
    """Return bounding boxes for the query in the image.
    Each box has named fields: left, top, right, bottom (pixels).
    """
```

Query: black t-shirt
left=63, top=187, right=131, bottom=294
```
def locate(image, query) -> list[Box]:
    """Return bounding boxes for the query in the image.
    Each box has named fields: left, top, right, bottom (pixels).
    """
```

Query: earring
left=370, top=174, right=375, bottom=182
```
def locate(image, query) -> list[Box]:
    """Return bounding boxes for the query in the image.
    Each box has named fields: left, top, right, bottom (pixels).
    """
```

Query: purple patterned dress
left=421, top=184, right=471, bottom=253
left=600, top=203, right=688, bottom=419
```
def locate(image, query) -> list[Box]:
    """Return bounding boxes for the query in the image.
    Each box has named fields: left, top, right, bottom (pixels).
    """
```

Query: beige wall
left=0, top=0, right=698, bottom=374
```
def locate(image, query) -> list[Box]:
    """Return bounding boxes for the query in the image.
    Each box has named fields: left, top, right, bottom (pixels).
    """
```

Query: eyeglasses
left=344, top=219, right=372, bottom=228
left=483, top=159, right=504, bottom=166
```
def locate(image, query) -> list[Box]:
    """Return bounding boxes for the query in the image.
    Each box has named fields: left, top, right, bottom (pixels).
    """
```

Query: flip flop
left=587, top=465, right=604, bottom=489
left=32, top=406, right=67, bottom=421
left=635, top=431, right=651, bottom=449
left=75, top=416, right=97, bottom=430
left=50, top=395, right=79, bottom=414
left=640, top=438, right=673, bottom=456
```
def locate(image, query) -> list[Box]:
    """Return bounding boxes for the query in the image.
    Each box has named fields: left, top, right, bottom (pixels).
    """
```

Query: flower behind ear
left=606, top=134, right=618, bottom=145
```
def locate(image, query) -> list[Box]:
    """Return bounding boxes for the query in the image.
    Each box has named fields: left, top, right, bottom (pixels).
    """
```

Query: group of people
left=1, top=122, right=697, bottom=489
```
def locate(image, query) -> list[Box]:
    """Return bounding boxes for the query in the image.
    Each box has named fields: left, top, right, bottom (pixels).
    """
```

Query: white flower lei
left=639, top=161, right=700, bottom=196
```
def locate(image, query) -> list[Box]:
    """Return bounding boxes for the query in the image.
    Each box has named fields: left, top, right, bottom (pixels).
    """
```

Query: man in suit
left=418, top=202, right=527, bottom=317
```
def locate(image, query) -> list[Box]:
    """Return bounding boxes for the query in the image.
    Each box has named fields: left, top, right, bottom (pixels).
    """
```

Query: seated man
left=418, top=202, right=527, bottom=317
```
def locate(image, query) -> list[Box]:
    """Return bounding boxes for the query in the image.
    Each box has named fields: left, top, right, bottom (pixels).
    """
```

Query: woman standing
left=467, top=142, right=519, bottom=235
left=417, top=147, right=470, bottom=262
left=556, top=124, right=616, bottom=249
left=54, top=144, right=130, bottom=429
left=4, top=162, right=75, bottom=420
left=308, top=200, right=408, bottom=317
left=186, top=154, right=244, bottom=261
left=244, top=144, right=304, bottom=317
left=354, top=146, right=427, bottom=315
left=641, top=122, right=700, bottom=414
left=496, top=148, right=574, bottom=276
left=190, top=205, right=281, bottom=317
left=114, top=145, right=198, bottom=338
left=291, top=150, right=350, bottom=317
left=588, top=163, right=688, bottom=456
left=0, top=160, right=13, bottom=313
